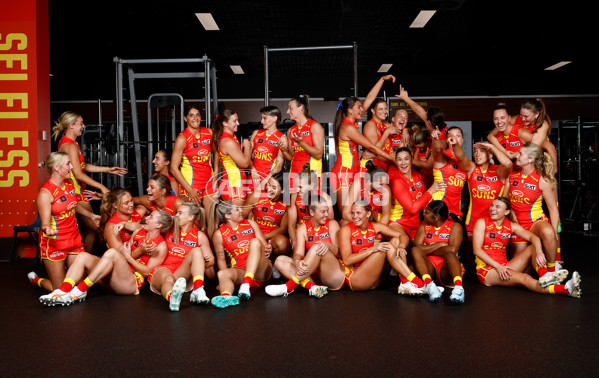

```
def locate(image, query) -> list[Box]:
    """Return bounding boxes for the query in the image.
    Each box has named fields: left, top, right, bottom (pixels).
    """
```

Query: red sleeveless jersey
left=358, top=186, right=384, bottom=221
left=40, top=179, right=82, bottom=244
left=163, top=226, right=201, bottom=267
left=465, top=165, right=504, bottom=232
left=432, top=158, right=466, bottom=218
left=148, top=195, right=177, bottom=216
left=58, top=136, right=86, bottom=197
left=178, top=126, right=213, bottom=194
left=252, top=129, right=283, bottom=178
left=129, top=229, right=164, bottom=270
left=513, top=115, right=535, bottom=132
left=289, top=119, right=320, bottom=174
left=252, top=199, right=287, bottom=235
left=107, top=210, right=142, bottom=244
left=424, top=219, right=454, bottom=245
left=507, top=169, right=546, bottom=227
left=496, top=124, right=525, bottom=153
left=332, top=118, right=360, bottom=175
left=305, top=219, right=332, bottom=251
left=475, top=217, right=512, bottom=268
left=347, top=222, right=377, bottom=268
left=295, top=190, right=325, bottom=225
left=219, top=220, right=255, bottom=269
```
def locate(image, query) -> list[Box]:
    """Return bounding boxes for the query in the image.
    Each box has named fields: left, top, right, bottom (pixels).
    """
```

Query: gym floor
left=1, top=230, right=597, bottom=377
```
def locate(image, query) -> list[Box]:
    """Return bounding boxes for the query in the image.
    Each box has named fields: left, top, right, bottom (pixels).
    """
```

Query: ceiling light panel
left=377, top=64, right=393, bottom=73
left=195, top=13, right=219, bottom=30
left=230, top=65, right=244, bottom=74
left=410, top=10, right=436, bottom=28
left=545, top=61, right=572, bottom=70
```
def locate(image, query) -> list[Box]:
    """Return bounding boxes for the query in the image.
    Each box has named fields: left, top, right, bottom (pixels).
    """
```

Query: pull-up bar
left=263, top=42, right=358, bottom=106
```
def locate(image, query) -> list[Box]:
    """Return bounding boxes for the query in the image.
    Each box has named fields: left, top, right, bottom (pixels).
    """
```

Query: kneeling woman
left=39, top=209, right=172, bottom=305
left=411, top=201, right=465, bottom=303
left=473, top=197, right=580, bottom=297
left=265, top=195, right=342, bottom=298
left=148, top=203, right=214, bottom=311
left=339, top=200, right=422, bottom=292
left=211, top=201, right=273, bottom=308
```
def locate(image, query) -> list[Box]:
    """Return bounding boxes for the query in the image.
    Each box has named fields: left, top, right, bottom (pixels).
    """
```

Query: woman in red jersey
left=331, top=76, right=398, bottom=214
left=249, top=106, right=286, bottom=188
left=397, top=85, right=449, bottom=140
left=148, top=203, right=214, bottom=311
left=211, top=201, right=273, bottom=308
left=338, top=200, right=421, bottom=292
left=342, top=161, right=392, bottom=226
left=411, top=201, right=465, bottom=303
left=281, top=94, right=324, bottom=189
left=242, top=173, right=289, bottom=256
left=52, top=111, right=127, bottom=251
left=152, top=149, right=179, bottom=196
left=287, top=164, right=334, bottom=247
left=389, top=147, right=444, bottom=240
left=473, top=197, right=579, bottom=297
left=505, top=143, right=565, bottom=283
left=265, top=195, right=341, bottom=298
left=451, top=140, right=512, bottom=240
left=133, top=175, right=185, bottom=217
left=213, top=109, right=251, bottom=206
left=30, top=152, right=101, bottom=292
left=39, top=209, right=172, bottom=306
left=100, top=188, right=142, bottom=250
left=171, top=105, right=218, bottom=216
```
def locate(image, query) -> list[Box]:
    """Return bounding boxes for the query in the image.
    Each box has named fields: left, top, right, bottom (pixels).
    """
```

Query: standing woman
left=360, top=101, right=404, bottom=171
left=411, top=125, right=434, bottom=188
left=53, top=111, right=127, bottom=251
left=152, top=149, right=179, bottom=196
left=338, top=201, right=421, bottom=292
left=505, top=143, right=564, bottom=280
left=451, top=141, right=512, bottom=240
left=213, top=109, right=251, bottom=207
left=487, top=103, right=531, bottom=160
left=331, top=76, right=397, bottom=214
left=250, top=106, right=286, bottom=187
left=133, top=175, right=185, bottom=217
left=342, top=161, right=392, bottom=226
left=170, top=105, right=218, bottom=218
left=280, top=94, right=324, bottom=190
left=211, top=201, right=273, bottom=308
left=31, top=152, right=100, bottom=292
left=101, top=188, right=142, bottom=250
left=398, top=85, right=449, bottom=140
left=473, top=197, right=580, bottom=297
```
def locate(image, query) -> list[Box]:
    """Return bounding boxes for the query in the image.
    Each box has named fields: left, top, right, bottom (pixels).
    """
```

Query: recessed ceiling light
left=410, top=10, right=436, bottom=28
left=195, top=13, right=219, bottom=30
left=230, top=65, right=244, bottom=74
left=377, top=64, right=393, bottom=73
left=545, top=61, right=572, bottom=70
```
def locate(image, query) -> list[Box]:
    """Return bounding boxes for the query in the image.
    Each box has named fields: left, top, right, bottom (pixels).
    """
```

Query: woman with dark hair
left=473, top=197, right=580, bottom=297
left=171, top=105, right=218, bottom=220
left=213, top=109, right=251, bottom=206
left=331, top=76, right=397, bottom=214
left=281, top=94, right=324, bottom=190
left=397, top=86, right=449, bottom=140
left=410, top=125, right=434, bottom=188
left=152, top=149, right=179, bottom=196
left=342, top=160, right=392, bottom=226
left=411, top=200, right=465, bottom=303
left=133, top=174, right=185, bottom=217
left=250, top=106, right=286, bottom=188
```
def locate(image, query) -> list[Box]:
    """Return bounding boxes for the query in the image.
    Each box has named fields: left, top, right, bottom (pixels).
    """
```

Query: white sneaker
left=425, top=282, right=443, bottom=302
left=265, top=284, right=290, bottom=297
left=238, top=282, right=251, bottom=300
left=169, top=277, right=186, bottom=312
left=539, top=269, right=569, bottom=288
left=69, top=287, right=87, bottom=303
left=308, top=285, right=328, bottom=299
left=190, top=286, right=209, bottom=304
left=27, top=271, right=38, bottom=286
left=565, top=271, right=582, bottom=299
left=398, top=282, right=425, bottom=296
left=39, top=289, right=71, bottom=306
left=272, top=266, right=282, bottom=280
left=450, top=286, right=465, bottom=304
left=555, top=261, right=564, bottom=272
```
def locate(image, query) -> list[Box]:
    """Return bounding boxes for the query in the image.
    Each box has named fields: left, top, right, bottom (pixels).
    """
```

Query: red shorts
left=340, top=259, right=353, bottom=290
left=330, top=167, right=357, bottom=193
left=147, top=261, right=181, bottom=285
left=511, top=215, right=549, bottom=243
left=428, top=255, right=465, bottom=287
left=40, top=238, right=85, bottom=261
left=180, top=181, right=216, bottom=199
left=476, top=262, right=507, bottom=285
left=218, top=181, right=247, bottom=201
left=133, top=271, right=145, bottom=293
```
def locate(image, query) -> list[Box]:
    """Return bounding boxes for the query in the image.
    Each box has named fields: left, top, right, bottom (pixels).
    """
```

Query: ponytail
left=521, top=143, right=556, bottom=189
left=290, top=94, right=312, bottom=120
left=521, top=98, right=551, bottom=135
left=333, top=97, right=359, bottom=154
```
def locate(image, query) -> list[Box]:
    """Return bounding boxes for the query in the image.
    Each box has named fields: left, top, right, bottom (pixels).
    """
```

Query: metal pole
left=353, top=42, right=358, bottom=98
left=211, top=66, right=218, bottom=125
left=264, top=45, right=269, bottom=106
left=115, top=58, right=125, bottom=188
left=577, top=116, right=582, bottom=181
left=127, top=67, right=144, bottom=196
left=268, top=45, right=354, bottom=52
left=204, top=56, right=211, bottom=128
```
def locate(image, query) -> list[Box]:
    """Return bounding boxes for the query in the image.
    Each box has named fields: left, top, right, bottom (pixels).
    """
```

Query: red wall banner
left=0, top=0, right=50, bottom=237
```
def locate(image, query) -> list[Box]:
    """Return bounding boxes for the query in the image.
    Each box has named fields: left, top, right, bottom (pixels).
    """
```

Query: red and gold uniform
left=129, top=229, right=164, bottom=290
left=58, top=136, right=87, bottom=202
left=389, top=170, right=432, bottom=239
left=148, top=195, right=177, bottom=216
left=358, top=186, right=384, bottom=222
left=359, top=119, right=389, bottom=171
left=331, top=118, right=360, bottom=192
left=252, top=129, right=284, bottom=179
left=346, top=222, right=377, bottom=269
left=496, top=124, right=525, bottom=154
left=106, top=210, right=142, bottom=246
left=148, top=226, right=201, bottom=284
left=178, top=126, right=215, bottom=198
left=507, top=169, right=548, bottom=242
left=294, top=190, right=325, bottom=226
left=252, top=199, right=287, bottom=235
left=513, top=115, right=535, bottom=133
left=465, top=165, right=504, bottom=237
left=219, top=220, right=256, bottom=270
left=39, top=179, right=84, bottom=261
left=432, top=156, right=467, bottom=219
left=218, top=131, right=247, bottom=201
left=423, top=219, right=464, bottom=283
left=415, top=146, right=433, bottom=188
left=304, top=219, right=333, bottom=251
left=289, top=119, right=322, bottom=187
left=475, top=217, right=512, bottom=284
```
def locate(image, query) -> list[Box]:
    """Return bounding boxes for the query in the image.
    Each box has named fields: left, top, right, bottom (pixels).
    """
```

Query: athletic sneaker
left=450, top=286, right=465, bottom=304
left=271, top=266, right=282, bottom=280
left=39, top=289, right=71, bottom=306
left=398, top=282, right=425, bottom=296
left=190, top=286, right=209, bottom=304
left=425, top=282, right=443, bottom=302
left=169, top=277, right=186, bottom=312
left=555, top=261, right=564, bottom=272
left=308, top=285, right=328, bottom=298
left=27, top=271, right=38, bottom=285
left=69, top=287, right=87, bottom=303
left=211, top=295, right=240, bottom=309
left=539, top=269, right=569, bottom=288
left=565, top=271, right=582, bottom=299
left=238, top=282, right=251, bottom=300
left=265, top=284, right=291, bottom=297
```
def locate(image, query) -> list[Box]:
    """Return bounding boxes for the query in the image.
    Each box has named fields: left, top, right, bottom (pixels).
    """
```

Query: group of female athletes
left=31, top=75, right=582, bottom=311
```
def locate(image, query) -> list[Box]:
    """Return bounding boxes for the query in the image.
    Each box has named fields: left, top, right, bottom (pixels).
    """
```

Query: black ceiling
left=49, top=0, right=597, bottom=102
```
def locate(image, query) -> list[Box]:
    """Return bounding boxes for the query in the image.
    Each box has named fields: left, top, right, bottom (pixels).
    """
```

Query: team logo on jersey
left=489, top=232, right=496, bottom=238
left=524, top=183, right=537, bottom=190
left=426, top=233, right=433, bottom=239
left=274, top=209, right=285, bottom=215
left=491, top=242, right=503, bottom=249
left=512, top=181, right=519, bottom=187
left=368, top=236, right=376, bottom=243
left=268, top=140, right=278, bottom=146
left=230, top=234, right=238, bottom=241
left=300, top=131, right=310, bottom=136
left=257, top=138, right=264, bottom=144
left=261, top=206, right=269, bottom=213
left=237, top=240, right=250, bottom=249
left=262, top=215, right=275, bottom=223
left=171, top=246, right=186, bottom=255
left=319, top=233, right=330, bottom=240
left=242, top=229, right=253, bottom=236
left=477, top=185, right=491, bottom=192
left=356, top=239, right=362, bottom=245
left=501, top=233, right=511, bottom=239
left=439, top=234, right=450, bottom=239
left=501, top=143, right=507, bottom=148
left=198, top=149, right=209, bottom=156
left=184, top=241, right=197, bottom=247
left=201, top=140, right=211, bottom=145
left=67, top=201, right=77, bottom=211
left=257, top=146, right=268, bottom=153
left=59, top=195, right=67, bottom=203
left=510, top=141, right=521, bottom=147
left=512, top=190, right=524, bottom=198
left=455, top=172, right=467, bottom=181
left=486, top=176, right=498, bottom=182
left=193, top=143, right=199, bottom=149
left=476, top=176, right=483, bottom=181
left=308, top=236, right=314, bottom=242
left=410, top=186, right=416, bottom=192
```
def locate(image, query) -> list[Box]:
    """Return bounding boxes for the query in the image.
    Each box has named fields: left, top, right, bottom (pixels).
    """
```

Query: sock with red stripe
left=300, top=278, right=315, bottom=290
left=556, top=247, right=561, bottom=262
left=193, top=275, right=204, bottom=290
left=31, top=276, right=45, bottom=288
left=59, top=278, right=75, bottom=293
left=453, top=276, right=463, bottom=287
left=286, top=276, right=300, bottom=293
left=242, top=273, right=254, bottom=286
left=221, top=291, right=231, bottom=296
left=422, top=274, right=433, bottom=285
left=407, top=272, right=424, bottom=288
left=400, top=276, right=408, bottom=284
left=536, top=266, right=548, bottom=277
left=76, top=277, right=94, bottom=293
left=547, top=262, right=556, bottom=273
left=549, top=285, right=568, bottom=295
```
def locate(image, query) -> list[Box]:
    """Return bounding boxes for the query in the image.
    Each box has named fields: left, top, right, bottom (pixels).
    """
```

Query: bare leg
left=347, top=252, right=387, bottom=291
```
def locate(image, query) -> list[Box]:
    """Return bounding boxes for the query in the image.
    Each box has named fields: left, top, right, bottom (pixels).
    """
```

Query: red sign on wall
left=0, top=0, right=50, bottom=237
